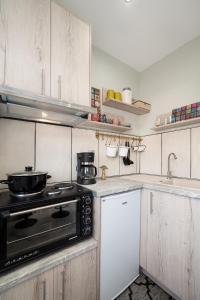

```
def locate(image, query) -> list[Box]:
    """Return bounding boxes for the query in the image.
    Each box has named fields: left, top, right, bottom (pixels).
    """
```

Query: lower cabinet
left=140, top=190, right=191, bottom=300
left=0, top=249, right=97, bottom=300
left=54, top=250, right=97, bottom=300
left=0, top=270, right=54, bottom=300
left=189, top=198, right=200, bottom=300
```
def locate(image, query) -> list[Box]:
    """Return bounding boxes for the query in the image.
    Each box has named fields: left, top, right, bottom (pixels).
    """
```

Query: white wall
left=138, top=36, right=200, bottom=135
left=91, top=46, right=140, bottom=134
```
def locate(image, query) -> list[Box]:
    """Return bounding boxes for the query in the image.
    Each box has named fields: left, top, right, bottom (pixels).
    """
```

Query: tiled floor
left=116, top=274, right=175, bottom=300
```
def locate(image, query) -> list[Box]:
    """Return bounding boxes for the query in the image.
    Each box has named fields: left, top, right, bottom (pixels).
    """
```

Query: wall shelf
left=152, top=117, right=200, bottom=131
left=77, top=120, right=132, bottom=133
left=102, top=89, right=151, bottom=115
left=103, top=98, right=151, bottom=115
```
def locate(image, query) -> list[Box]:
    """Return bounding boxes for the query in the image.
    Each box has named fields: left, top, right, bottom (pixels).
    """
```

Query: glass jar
left=122, top=87, right=132, bottom=104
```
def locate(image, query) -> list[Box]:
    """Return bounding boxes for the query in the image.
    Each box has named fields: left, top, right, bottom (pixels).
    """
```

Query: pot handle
left=47, top=175, right=52, bottom=180
left=0, top=179, right=10, bottom=185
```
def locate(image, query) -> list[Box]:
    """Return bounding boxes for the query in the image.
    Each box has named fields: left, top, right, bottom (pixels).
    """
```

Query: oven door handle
left=9, top=199, right=79, bottom=217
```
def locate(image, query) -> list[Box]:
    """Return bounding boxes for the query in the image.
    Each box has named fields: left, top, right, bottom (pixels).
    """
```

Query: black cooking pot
left=0, top=166, right=51, bottom=196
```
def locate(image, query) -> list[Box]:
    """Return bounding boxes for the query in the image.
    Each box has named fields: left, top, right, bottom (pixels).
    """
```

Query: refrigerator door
left=100, top=190, right=140, bottom=300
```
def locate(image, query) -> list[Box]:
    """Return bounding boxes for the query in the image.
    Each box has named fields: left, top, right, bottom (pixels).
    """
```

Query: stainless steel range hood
left=0, top=86, right=95, bottom=126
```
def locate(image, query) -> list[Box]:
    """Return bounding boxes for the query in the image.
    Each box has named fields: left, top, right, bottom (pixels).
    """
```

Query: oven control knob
left=84, top=217, right=91, bottom=225
left=83, top=226, right=92, bottom=236
left=85, top=207, right=91, bottom=215
left=85, top=196, right=92, bottom=205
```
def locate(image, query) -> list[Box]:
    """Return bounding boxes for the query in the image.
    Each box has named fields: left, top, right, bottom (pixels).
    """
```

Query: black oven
left=0, top=192, right=93, bottom=273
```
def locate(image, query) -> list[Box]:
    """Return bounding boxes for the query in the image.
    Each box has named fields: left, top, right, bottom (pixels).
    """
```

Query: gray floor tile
left=116, top=274, right=174, bottom=300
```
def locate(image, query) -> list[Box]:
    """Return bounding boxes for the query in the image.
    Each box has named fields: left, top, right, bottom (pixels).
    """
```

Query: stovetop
left=0, top=182, right=92, bottom=213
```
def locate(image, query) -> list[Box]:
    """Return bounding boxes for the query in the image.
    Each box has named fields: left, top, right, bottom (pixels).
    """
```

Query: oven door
left=2, top=199, right=80, bottom=265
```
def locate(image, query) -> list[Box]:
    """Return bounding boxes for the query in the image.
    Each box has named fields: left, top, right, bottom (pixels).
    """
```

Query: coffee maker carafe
left=77, top=152, right=97, bottom=185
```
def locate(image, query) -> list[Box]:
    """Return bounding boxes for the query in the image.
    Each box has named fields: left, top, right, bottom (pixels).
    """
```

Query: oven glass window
left=7, top=202, right=78, bottom=257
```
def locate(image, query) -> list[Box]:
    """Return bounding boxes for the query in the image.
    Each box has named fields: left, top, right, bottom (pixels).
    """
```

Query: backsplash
left=0, top=119, right=138, bottom=189
left=140, top=127, right=200, bottom=180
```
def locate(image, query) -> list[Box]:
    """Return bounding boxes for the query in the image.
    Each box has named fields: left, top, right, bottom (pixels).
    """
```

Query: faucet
left=167, top=153, right=177, bottom=179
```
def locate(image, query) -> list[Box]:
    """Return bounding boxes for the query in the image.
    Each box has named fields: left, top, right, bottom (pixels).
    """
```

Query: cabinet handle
left=39, top=280, right=46, bottom=300
left=122, top=201, right=128, bottom=205
left=150, top=192, right=153, bottom=214
left=61, top=270, right=65, bottom=300
left=41, top=69, right=45, bottom=95
left=58, top=75, right=62, bottom=100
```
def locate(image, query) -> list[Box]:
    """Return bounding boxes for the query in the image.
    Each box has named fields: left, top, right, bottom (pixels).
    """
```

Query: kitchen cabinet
left=0, top=249, right=96, bottom=300
left=54, top=250, right=97, bottom=300
left=3, top=0, right=50, bottom=95
left=189, top=198, right=200, bottom=300
left=140, top=189, right=190, bottom=300
left=0, top=269, right=54, bottom=300
left=51, top=1, right=90, bottom=106
left=0, top=0, right=5, bottom=85
left=0, top=0, right=6, bottom=84
left=100, top=191, right=140, bottom=300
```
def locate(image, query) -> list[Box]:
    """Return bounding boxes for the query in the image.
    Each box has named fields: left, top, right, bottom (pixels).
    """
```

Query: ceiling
left=59, top=0, right=200, bottom=71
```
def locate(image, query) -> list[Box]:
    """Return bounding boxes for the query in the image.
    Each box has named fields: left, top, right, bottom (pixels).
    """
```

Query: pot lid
left=7, top=166, right=48, bottom=177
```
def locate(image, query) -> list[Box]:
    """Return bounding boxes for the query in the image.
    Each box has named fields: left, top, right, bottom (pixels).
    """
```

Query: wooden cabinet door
left=53, top=261, right=71, bottom=300
left=146, top=190, right=190, bottom=300
left=140, top=189, right=149, bottom=269
left=70, top=249, right=97, bottom=300
left=0, top=0, right=6, bottom=85
left=189, top=198, right=200, bottom=300
left=3, top=0, right=50, bottom=95
left=51, top=1, right=90, bottom=106
left=54, top=249, right=97, bottom=300
left=0, top=269, right=54, bottom=300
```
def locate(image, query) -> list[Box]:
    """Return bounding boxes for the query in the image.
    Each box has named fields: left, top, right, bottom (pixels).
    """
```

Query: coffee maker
left=77, top=152, right=97, bottom=185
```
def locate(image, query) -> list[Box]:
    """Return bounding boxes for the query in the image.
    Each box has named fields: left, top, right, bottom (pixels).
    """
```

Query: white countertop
left=87, top=174, right=200, bottom=199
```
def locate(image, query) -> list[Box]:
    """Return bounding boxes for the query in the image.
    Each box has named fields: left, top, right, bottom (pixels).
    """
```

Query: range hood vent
left=0, top=86, right=95, bottom=127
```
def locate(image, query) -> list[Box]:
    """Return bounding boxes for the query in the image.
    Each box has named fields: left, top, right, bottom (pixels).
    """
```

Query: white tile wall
left=191, top=127, right=200, bottom=179
left=162, top=129, right=190, bottom=178
left=72, top=128, right=99, bottom=180
left=99, top=136, right=120, bottom=177
left=0, top=119, right=35, bottom=189
left=36, top=124, right=71, bottom=182
left=140, top=134, right=162, bottom=175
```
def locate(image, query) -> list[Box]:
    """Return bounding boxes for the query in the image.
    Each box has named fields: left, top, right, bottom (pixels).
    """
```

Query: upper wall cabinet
left=51, top=1, right=91, bottom=106
left=3, top=0, right=51, bottom=95
left=0, top=1, right=6, bottom=85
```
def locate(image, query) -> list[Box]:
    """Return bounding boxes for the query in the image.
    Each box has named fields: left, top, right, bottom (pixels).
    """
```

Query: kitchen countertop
left=0, top=238, right=97, bottom=294
left=85, top=178, right=143, bottom=197
left=87, top=174, right=200, bottom=199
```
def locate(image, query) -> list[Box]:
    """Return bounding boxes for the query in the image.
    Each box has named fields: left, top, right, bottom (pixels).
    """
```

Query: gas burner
left=52, top=207, right=70, bottom=219
left=54, top=183, right=74, bottom=191
left=15, top=214, right=37, bottom=229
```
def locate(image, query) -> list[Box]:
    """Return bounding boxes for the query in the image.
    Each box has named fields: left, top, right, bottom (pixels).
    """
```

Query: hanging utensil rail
left=95, top=131, right=142, bottom=142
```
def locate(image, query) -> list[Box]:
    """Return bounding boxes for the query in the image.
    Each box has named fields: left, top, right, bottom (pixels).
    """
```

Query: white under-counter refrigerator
left=100, top=190, right=140, bottom=300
